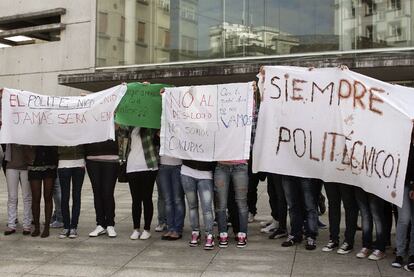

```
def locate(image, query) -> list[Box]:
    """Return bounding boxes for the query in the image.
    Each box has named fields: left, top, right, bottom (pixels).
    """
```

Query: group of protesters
left=1, top=68, right=414, bottom=272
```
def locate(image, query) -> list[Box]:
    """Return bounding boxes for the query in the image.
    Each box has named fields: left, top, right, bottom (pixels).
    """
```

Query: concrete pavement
left=0, top=174, right=408, bottom=277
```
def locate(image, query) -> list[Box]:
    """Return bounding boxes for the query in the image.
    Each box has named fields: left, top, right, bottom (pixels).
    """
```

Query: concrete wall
left=0, top=0, right=96, bottom=95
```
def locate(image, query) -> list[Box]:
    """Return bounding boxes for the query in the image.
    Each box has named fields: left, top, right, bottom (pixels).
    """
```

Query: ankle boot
left=41, top=226, right=50, bottom=238
left=31, top=224, right=40, bottom=237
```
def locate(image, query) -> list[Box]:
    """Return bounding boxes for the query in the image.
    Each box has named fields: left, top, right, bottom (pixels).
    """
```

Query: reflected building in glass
left=59, top=0, right=414, bottom=90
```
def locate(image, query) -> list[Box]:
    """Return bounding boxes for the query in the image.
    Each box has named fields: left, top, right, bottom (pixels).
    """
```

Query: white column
left=124, top=0, right=136, bottom=64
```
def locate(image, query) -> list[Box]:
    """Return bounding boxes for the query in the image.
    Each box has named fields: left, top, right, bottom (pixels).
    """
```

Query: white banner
left=160, top=83, right=254, bottom=161
left=253, top=66, right=414, bottom=207
left=0, top=85, right=127, bottom=146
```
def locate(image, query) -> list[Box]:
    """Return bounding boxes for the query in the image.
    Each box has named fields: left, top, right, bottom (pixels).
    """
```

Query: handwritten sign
left=160, top=83, right=254, bottom=161
left=115, top=83, right=172, bottom=128
left=253, top=66, right=414, bottom=207
left=0, top=85, right=127, bottom=146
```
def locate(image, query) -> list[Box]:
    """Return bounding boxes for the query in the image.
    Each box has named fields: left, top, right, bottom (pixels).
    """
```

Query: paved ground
left=0, top=174, right=409, bottom=277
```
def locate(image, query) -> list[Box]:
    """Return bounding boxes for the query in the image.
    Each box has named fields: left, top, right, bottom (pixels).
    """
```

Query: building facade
left=0, top=0, right=413, bottom=95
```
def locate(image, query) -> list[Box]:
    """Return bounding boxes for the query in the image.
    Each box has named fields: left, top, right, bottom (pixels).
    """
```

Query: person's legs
left=214, top=164, right=231, bottom=234
left=396, top=186, right=411, bottom=257
left=269, top=173, right=287, bottom=230
left=267, top=173, right=279, bottom=222
left=70, top=167, right=85, bottom=229
left=369, top=194, right=386, bottom=253
left=128, top=172, right=143, bottom=230
left=156, top=177, right=166, bottom=228
left=58, top=168, right=72, bottom=230
left=142, top=171, right=157, bottom=231
left=302, top=178, right=319, bottom=250
left=181, top=175, right=200, bottom=232
left=355, top=188, right=373, bottom=250
left=324, top=182, right=341, bottom=244
left=247, top=157, right=259, bottom=217
left=86, top=160, right=105, bottom=227
left=158, top=165, right=175, bottom=233
left=340, top=184, right=358, bottom=248
left=51, top=177, right=63, bottom=226
left=42, top=176, right=55, bottom=238
left=231, top=164, right=249, bottom=234
left=29, top=176, right=42, bottom=237
left=20, top=170, right=32, bottom=231
left=6, top=169, right=20, bottom=231
left=171, top=165, right=185, bottom=235
left=282, top=175, right=303, bottom=241
left=100, top=161, right=119, bottom=227
left=198, top=179, right=214, bottom=235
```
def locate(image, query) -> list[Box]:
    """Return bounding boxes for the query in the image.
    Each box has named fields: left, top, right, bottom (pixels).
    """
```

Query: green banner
left=115, top=83, right=171, bottom=128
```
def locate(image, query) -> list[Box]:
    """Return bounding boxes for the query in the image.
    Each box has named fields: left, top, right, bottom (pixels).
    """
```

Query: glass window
left=96, top=0, right=414, bottom=67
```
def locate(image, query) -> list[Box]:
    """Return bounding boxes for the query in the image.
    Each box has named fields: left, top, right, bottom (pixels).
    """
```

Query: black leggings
left=128, top=171, right=158, bottom=230
left=30, top=177, right=55, bottom=229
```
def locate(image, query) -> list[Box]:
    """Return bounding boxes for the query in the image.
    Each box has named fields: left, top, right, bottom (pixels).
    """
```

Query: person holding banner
left=181, top=160, right=215, bottom=250
left=119, top=127, right=159, bottom=240
left=57, top=145, right=85, bottom=239
left=28, top=146, right=58, bottom=238
left=392, top=131, right=414, bottom=270
left=85, top=140, right=119, bottom=238
left=4, top=144, right=32, bottom=236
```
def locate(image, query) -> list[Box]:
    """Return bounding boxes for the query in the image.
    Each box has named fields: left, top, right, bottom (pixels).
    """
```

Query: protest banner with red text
left=253, top=66, right=414, bottom=206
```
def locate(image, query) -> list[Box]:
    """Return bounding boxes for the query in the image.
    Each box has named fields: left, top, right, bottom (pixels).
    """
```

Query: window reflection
left=96, top=0, right=414, bottom=67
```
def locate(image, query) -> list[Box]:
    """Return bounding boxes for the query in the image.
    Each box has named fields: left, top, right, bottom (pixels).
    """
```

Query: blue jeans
left=396, top=185, right=414, bottom=256
left=156, top=178, right=167, bottom=225
left=181, top=174, right=214, bottom=234
left=52, top=177, right=63, bottom=223
left=282, top=176, right=318, bottom=240
left=214, top=163, right=249, bottom=234
left=58, top=167, right=85, bottom=229
left=355, top=188, right=386, bottom=252
left=158, top=165, right=185, bottom=234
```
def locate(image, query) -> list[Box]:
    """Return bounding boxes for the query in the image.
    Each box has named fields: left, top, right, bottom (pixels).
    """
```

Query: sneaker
left=356, top=247, right=370, bottom=258
left=89, top=225, right=107, bottom=237
left=155, top=223, right=166, bottom=232
left=236, top=232, right=247, bottom=248
left=107, top=226, right=117, bottom=238
left=130, top=229, right=141, bottom=240
left=22, top=228, right=31, bottom=236
left=337, top=242, right=353, bottom=254
left=4, top=227, right=16, bottom=236
left=368, top=249, right=385, bottom=261
left=391, top=256, right=403, bottom=268
left=140, top=230, right=151, bottom=240
left=69, top=229, right=78, bottom=239
left=59, top=229, right=69, bottom=239
left=189, top=231, right=200, bottom=247
left=219, top=232, right=229, bottom=248
left=305, top=237, right=317, bottom=250
left=204, top=233, right=215, bottom=250
left=50, top=221, right=64, bottom=228
left=260, top=220, right=278, bottom=233
left=282, top=235, right=299, bottom=247
left=248, top=213, right=255, bottom=223
left=269, top=228, right=287, bottom=239
left=404, top=255, right=414, bottom=271
left=260, top=219, right=273, bottom=228
left=322, top=240, right=338, bottom=252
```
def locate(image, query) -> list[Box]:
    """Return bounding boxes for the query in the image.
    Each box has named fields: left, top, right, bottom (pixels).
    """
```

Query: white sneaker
left=68, top=229, right=78, bottom=239
left=260, top=220, right=278, bottom=233
left=140, top=230, right=151, bottom=240
left=130, top=229, right=141, bottom=240
left=154, top=223, right=166, bottom=232
left=248, top=213, right=255, bottom=223
left=259, top=219, right=273, bottom=228
left=89, top=225, right=106, bottom=237
left=107, top=226, right=117, bottom=238
left=59, top=229, right=69, bottom=239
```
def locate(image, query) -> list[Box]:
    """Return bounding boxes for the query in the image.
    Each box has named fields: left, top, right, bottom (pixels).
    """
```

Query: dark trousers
left=86, top=160, right=119, bottom=228
left=324, top=182, right=358, bottom=247
left=128, top=170, right=158, bottom=230
left=247, top=158, right=260, bottom=215
left=267, top=173, right=287, bottom=230
left=58, top=167, right=85, bottom=230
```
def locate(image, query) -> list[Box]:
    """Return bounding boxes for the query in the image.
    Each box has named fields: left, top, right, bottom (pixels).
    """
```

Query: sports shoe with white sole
left=130, top=229, right=141, bottom=240
left=107, top=226, right=117, bottom=238
left=89, top=225, right=106, bottom=237
left=260, top=220, right=278, bottom=233
left=140, top=230, right=151, bottom=240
